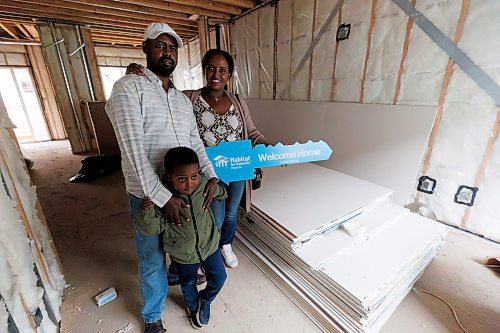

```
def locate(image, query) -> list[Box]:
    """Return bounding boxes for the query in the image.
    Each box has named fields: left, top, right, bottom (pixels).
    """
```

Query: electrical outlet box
left=417, top=176, right=436, bottom=194
left=454, top=185, right=478, bottom=206
left=336, top=23, right=351, bottom=42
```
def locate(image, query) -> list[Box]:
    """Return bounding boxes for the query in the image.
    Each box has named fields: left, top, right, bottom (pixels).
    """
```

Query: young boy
left=134, top=147, right=228, bottom=329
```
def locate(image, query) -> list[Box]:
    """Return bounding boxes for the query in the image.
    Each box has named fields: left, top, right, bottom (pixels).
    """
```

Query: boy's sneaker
left=196, top=299, right=210, bottom=327
left=221, top=244, right=238, bottom=268
left=187, top=307, right=202, bottom=330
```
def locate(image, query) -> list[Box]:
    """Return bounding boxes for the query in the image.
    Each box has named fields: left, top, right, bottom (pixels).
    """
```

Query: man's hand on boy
left=163, top=196, right=190, bottom=225
left=203, top=177, right=219, bottom=212
left=126, top=63, right=145, bottom=76
left=140, top=197, right=154, bottom=210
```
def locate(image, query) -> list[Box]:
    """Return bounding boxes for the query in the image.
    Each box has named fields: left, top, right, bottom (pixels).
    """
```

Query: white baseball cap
left=143, top=22, right=183, bottom=48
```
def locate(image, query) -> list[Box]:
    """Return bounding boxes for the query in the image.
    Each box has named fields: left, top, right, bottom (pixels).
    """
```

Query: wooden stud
left=360, top=0, right=377, bottom=103
left=307, top=0, right=318, bottom=101
left=330, top=2, right=342, bottom=101
left=460, top=110, right=500, bottom=227
left=13, top=0, right=198, bottom=29
left=118, top=0, right=232, bottom=19
left=14, top=23, right=31, bottom=39
left=5, top=1, right=198, bottom=32
left=163, top=0, right=243, bottom=15
left=212, top=0, right=255, bottom=9
left=80, top=27, right=106, bottom=101
left=0, top=22, right=20, bottom=39
left=24, top=24, right=39, bottom=39
left=392, top=0, right=416, bottom=105
left=60, top=0, right=194, bottom=22
left=416, top=0, right=470, bottom=201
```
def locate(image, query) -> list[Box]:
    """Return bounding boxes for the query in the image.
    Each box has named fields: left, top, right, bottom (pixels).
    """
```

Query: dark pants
left=171, top=249, right=227, bottom=313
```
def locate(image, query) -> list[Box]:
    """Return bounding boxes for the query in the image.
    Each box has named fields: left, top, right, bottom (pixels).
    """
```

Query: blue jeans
left=171, top=250, right=227, bottom=313
left=210, top=180, right=246, bottom=246
left=129, top=194, right=168, bottom=323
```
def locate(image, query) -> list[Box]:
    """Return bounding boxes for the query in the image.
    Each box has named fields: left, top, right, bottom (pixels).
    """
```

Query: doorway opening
left=0, top=67, right=50, bottom=143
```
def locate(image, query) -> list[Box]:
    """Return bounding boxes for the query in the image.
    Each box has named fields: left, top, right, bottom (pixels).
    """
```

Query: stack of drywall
left=236, top=164, right=446, bottom=333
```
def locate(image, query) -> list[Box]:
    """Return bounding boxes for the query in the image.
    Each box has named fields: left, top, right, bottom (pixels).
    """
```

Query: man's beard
left=147, top=54, right=175, bottom=77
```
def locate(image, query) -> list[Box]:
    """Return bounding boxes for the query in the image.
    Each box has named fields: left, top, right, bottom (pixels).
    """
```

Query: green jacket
left=133, top=176, right=227, bottom=264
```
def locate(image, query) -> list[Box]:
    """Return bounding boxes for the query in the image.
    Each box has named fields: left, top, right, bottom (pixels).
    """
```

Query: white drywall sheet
left=334, top=0, right=372, bottom=102
left=246, top=99, right=436, bottom=205
left=363, top=0, right=408, bottom=104
left=310, top=0, right=340, bottom=102
left=398, top=0, right=462, bottom=106
left=251, top=163, right=393, bottom=245
left=293, top=203, right=407, bottom=269
left=321, top=212, right=446, bottom=306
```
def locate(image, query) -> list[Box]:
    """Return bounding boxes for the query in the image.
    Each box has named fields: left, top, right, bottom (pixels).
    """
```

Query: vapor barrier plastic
left=259, top=5, right=274, bottom=99
left=333, top=0, right=372, bottom=102
left=421, top=101, right=496, bottom=225
left=363, top=0, right=408, bottom=104
left=310, top=0, right=340, bottom=102
left=398, top=0, right=462, bottom=106
left=276, top=0, right=292, bottom=99
left=232, top=16, right=249, bottom=96
left=467, top=125, right=500, bottom=241
left=289, top=0, right=314, bottom=101
left=333, top=0, right=371, bottom=102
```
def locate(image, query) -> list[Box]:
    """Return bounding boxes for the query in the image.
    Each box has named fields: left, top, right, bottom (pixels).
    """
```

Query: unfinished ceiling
left=0, top=0, right=259, bottom=47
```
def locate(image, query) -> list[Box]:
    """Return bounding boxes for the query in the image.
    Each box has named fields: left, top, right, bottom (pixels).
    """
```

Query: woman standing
left=126, top=49, right=272, bottom=269
left=185, top=49, right=272, bottom=268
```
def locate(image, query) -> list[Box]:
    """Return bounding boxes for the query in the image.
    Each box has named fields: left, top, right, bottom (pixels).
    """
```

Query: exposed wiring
left=421, top=290, right=471, bottom=333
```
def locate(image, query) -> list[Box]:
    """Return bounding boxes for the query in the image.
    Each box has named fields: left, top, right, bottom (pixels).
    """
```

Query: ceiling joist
left=0, top=0, right=257, bottom=47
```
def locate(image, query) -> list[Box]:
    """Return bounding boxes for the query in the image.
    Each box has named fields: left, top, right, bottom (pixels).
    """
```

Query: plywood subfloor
left=23, top=140, right=500, bottom=333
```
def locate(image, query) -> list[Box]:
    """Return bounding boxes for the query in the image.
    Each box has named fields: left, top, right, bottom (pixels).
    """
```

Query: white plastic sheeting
left=232, top=10, right=260, bottom=98
left=0, top=299, right=8, bottom=333
left=289, top=0, right=314, bottom=101
left=0, top=95, right=65, bottom=331
left=310, top=0, right=340, bottom=102
left=275, top=0, right=292, bottom=99
left=230, top=0, right=500, bottom=241
left=333, top=0, right=372, bottom=102
left=172, top=38, right=203, bottom=91
left=363, top=0, right=408, bottom=104
left=259, top=5, right=275, bottom=99
left=398, top=0, right=462, bottom=106
left=419, top=0, right=500, bottom=241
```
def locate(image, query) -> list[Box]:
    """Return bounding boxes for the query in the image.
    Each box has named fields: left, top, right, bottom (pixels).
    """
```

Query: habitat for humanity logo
left=214, top=155, right=229, bottom=168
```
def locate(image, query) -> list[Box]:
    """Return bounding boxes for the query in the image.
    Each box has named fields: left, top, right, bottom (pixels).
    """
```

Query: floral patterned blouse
left=192, top=95, right=243, bottom=147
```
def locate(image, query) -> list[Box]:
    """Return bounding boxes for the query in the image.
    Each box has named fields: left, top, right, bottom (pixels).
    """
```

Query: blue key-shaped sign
left=205, top=140, right=333, bottom=184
